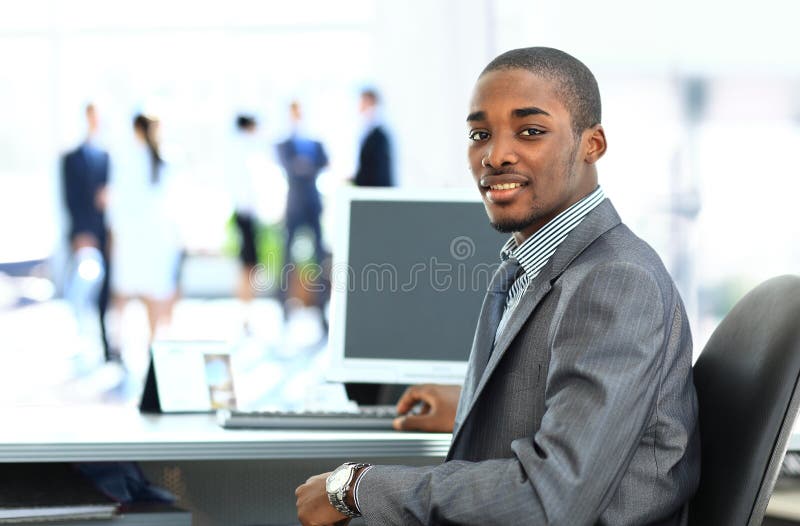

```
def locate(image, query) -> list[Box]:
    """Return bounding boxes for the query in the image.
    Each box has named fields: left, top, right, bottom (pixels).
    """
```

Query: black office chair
left=689, top=275, right=800, bottom=526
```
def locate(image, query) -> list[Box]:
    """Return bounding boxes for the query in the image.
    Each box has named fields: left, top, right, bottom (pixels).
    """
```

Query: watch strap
left=327, top=462, right=370, bottom=518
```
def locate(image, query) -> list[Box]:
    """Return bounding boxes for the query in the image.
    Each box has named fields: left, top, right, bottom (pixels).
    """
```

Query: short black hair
left=481, top=47, right=601, bottom=135
left=236, top=114, right=257, bottom=130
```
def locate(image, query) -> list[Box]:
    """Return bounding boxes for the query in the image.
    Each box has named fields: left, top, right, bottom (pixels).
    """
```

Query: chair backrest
left=689, top=275, right=800, bottom=526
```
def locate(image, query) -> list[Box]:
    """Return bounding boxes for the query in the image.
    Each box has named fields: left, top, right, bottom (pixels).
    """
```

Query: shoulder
left=372, top=126, right=389, bottom=141
left=63, top=147, right=80, bottom=162
left=594, top=224, right=668, bottom=277
left=364, top=126, right=386, bottom=141
left=564, top=223, right=675, bottom=305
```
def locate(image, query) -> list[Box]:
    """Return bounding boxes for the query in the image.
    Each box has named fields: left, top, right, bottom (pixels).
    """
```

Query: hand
left=393, top=384, right=461, bottom=432
left=94, top=186, right=108, bottom=210
left=295, top=472, right=351, bottom=526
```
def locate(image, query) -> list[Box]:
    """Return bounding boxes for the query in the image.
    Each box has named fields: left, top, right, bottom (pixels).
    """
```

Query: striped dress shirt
left=495, top=186, right=606, bottom=340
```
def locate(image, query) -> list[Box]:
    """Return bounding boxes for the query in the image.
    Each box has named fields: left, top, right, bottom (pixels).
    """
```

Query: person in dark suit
left=276, top=101, right=329, bottom=324
left=296, top=47, right=699, bottom=525
left=353, top=89, right=393, bottom=187
left=62, top=103, right=114, bottom=361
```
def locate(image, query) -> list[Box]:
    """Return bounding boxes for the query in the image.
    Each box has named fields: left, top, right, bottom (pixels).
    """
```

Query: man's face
left=467, top=68, right=595, bottom=242
left=359, top=94, right=375, bottom=116
left=86, top=106, right=99, bottom=135
left=290, top=102, right=302, bottom=124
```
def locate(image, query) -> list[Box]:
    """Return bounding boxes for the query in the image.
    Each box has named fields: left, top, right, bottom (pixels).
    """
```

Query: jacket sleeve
left=358, top=262, right=677, bottom=525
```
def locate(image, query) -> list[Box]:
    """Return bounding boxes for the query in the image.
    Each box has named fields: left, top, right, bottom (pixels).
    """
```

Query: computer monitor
left=327, top=188, right=507, bottom=385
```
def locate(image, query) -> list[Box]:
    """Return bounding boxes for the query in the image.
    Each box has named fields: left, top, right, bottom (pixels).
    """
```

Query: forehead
left=469, top=68, right=567, bottom=118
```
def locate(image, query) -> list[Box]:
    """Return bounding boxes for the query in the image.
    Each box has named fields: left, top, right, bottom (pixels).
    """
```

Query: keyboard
left=218, top=405, right=398, bottom=430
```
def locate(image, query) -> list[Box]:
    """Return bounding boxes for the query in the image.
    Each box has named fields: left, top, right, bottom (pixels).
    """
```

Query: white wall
left=368, top=0, right=494, bottom=189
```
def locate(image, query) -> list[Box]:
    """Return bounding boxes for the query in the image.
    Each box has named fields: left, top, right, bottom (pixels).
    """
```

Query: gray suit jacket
left=359, top=200, right=700, bottom=525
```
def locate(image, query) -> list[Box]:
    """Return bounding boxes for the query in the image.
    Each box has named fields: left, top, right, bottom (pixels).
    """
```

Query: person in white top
left=106, top=113, right=182, bottom=343
left=229, top=115, right=261, bottom=318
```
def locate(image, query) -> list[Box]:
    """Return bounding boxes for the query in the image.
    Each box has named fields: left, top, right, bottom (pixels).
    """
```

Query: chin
left=490, top=219, right=524, bottom=234
left=488, top=212, right=527, bottom=233
left=487, top=208, right=540, bottom=234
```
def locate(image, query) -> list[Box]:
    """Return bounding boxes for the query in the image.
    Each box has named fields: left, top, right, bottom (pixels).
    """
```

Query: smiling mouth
left=483, top=181, right=528, bottom=204
left=488, top=183, right=524, bottom=190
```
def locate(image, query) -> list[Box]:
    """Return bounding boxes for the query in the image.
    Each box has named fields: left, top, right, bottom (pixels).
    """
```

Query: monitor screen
left=327, top=188, right=507, bottom=384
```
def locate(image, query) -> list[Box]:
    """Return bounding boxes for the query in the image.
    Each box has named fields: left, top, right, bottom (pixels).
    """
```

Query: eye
left=520, top=128, right=545, bottom=137
left=468, top=130, right=490, bottom=141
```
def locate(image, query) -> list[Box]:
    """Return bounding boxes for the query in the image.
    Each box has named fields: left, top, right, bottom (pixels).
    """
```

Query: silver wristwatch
left=326, top=462, right=370, bottom=518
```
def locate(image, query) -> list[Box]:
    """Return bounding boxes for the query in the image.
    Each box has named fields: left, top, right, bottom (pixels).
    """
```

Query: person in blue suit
left=276, top=101, right=329, bottom=325
left=353, top=88, right=393, bottom=187
left=62, top=103, right=114, bottom=361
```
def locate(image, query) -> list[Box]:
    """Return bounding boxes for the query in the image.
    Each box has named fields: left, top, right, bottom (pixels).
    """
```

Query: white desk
left=0, top=406, right=450, bottom=525
left=7, top=406, right=800, bottom=525
left=0, top=406, right=451, bottom=462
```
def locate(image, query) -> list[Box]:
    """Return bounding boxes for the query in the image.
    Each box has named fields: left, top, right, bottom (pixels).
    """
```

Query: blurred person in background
left=230, top=114, right=261, bottom=332
left=107, top=113, right=182, bottom=347
left=62, top=103, right=115, bottom=362
left=353, top=88, right=393, bottom=187
left=276, top=101, right=329, bottom=329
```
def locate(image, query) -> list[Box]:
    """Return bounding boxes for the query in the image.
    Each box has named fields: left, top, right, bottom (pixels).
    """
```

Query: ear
left=583, top=125, right=607, bottom=164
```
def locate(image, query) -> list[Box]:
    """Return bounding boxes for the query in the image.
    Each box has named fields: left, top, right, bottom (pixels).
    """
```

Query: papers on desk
left=0, top=463, right=117, bottom=523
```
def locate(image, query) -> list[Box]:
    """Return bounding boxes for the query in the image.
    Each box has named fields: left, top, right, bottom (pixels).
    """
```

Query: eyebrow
left=466, top=106, right=551, bottom=122
left=513, top=107, right=551, bottom=118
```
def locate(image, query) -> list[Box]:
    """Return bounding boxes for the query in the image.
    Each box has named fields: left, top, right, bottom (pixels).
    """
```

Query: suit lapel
left=449, top=200, right=622, bottom=454
left=457, top=291, right=498, bottom=421
left=478, top=277, right=552, bottom=390
left=451, top=272, right=553, bottom=450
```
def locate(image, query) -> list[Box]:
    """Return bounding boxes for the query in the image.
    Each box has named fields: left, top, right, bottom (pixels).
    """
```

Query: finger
left=395, top=385, right=423, bottom=414
left=396, top=384, right=438, bottom=413
left=394, top=413, right=433, bottom=431
left=411, top=401, right=431, bottom=415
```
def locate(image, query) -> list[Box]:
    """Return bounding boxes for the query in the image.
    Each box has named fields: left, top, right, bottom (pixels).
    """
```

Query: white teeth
left=489, top=183, right=522, bottom=190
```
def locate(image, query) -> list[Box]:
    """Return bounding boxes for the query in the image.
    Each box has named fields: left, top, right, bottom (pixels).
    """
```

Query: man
left=62, top=103, right=113, bottom=361
left=276, top=101, right=329, bottom=325
left=296, top=47, right=700, bottom=525
left=353, top=88, right=393, bottom=187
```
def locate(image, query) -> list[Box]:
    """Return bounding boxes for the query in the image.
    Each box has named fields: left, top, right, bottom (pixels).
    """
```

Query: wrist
left=326, top=462, right=371, bottom=518
left=344, top=465, right=370, bottom=512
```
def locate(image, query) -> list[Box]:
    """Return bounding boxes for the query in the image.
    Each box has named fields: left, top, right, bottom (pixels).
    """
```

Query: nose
left=482, top=135, right=518, bottom=169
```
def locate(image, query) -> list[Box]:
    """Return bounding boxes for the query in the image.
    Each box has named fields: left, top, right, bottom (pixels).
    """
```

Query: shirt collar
left=500, top=186, right=606, bottom=279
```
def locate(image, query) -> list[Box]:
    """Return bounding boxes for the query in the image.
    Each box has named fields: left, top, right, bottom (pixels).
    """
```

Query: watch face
left=326, top=466, right=351, bottom=492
